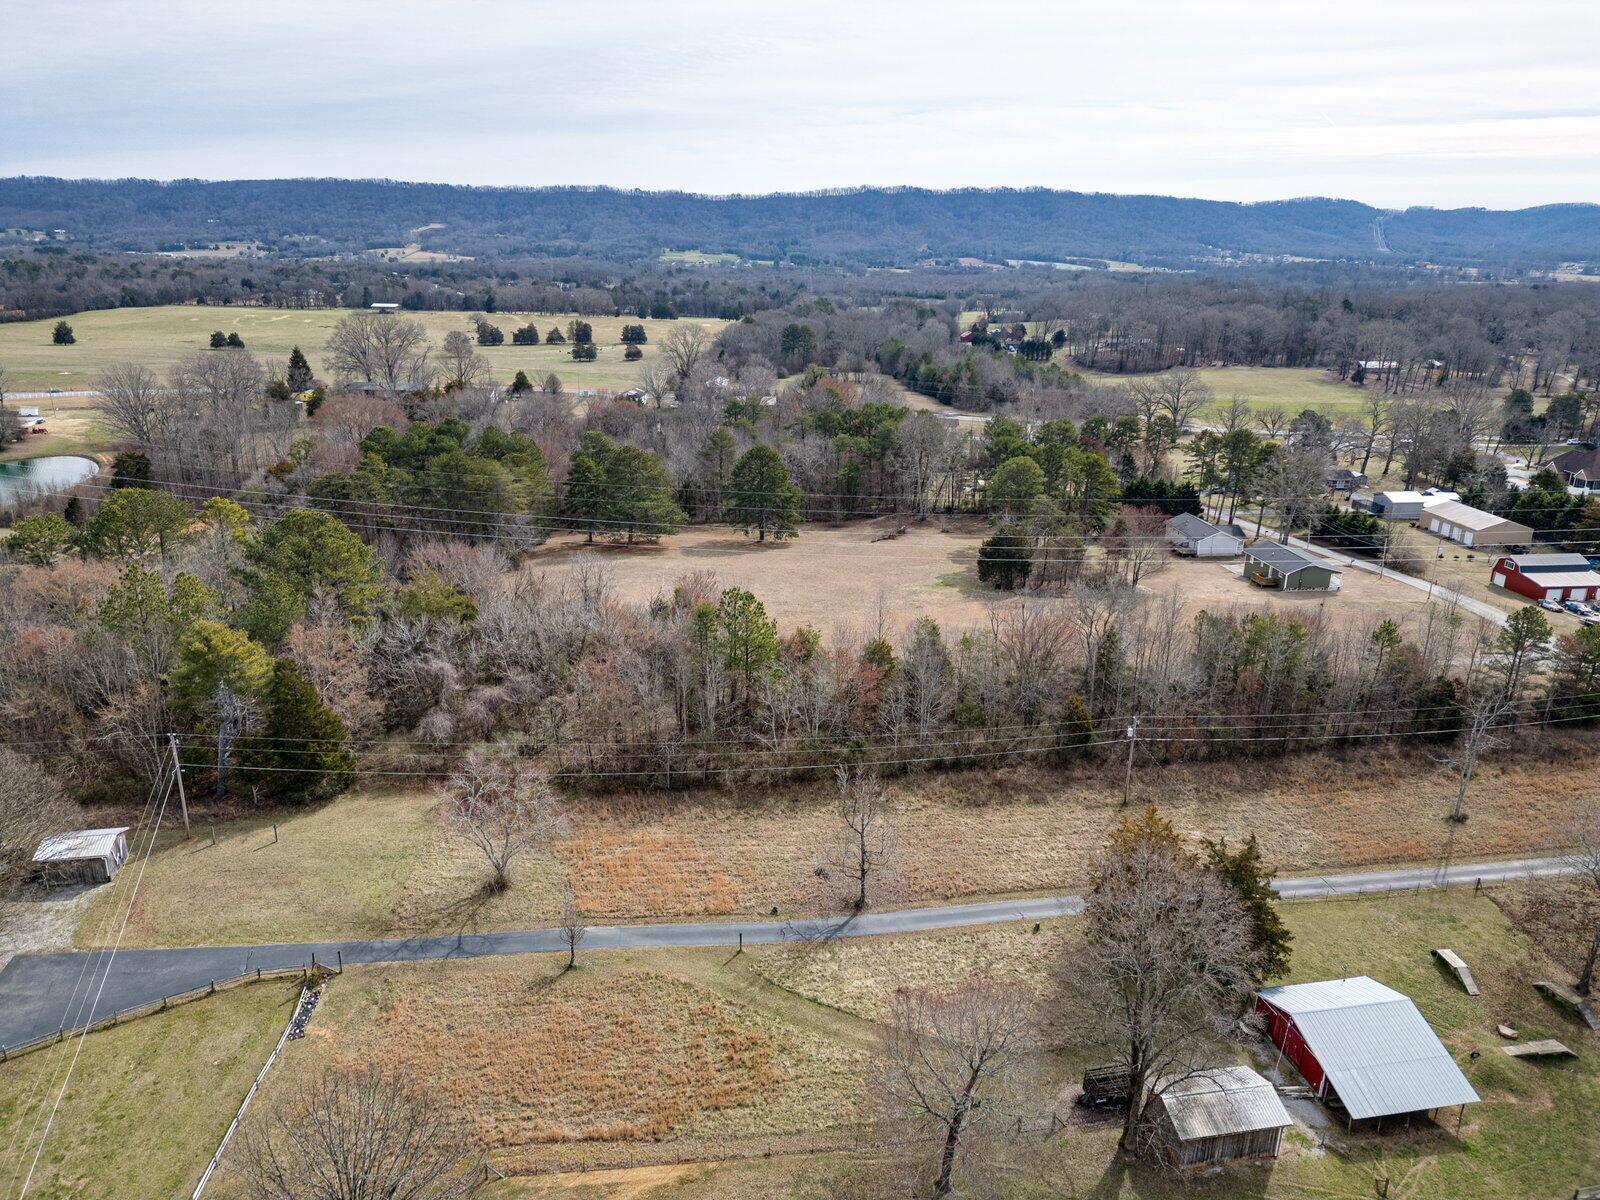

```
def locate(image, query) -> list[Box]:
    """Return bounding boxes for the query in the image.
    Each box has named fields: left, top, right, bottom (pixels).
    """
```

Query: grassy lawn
left=75, top=789, right=439, bottom=949
left=0, top=979, right=295, bottom=1199
left=1081, top=364, right=1369, bottom=419
left=0, top=305, right=729, bottom=395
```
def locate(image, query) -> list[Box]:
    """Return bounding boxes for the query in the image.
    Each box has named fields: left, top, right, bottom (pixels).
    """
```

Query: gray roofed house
left=1165, top=512, right=1244, bottom=558
left=1244, top=544, right=1343, bottom=591
left=1148, top=1065, right=1291, bottom=1167
left=1255, top=976, right=1479, bottom=1123
left=1547, top=443, right=1600, bottom=491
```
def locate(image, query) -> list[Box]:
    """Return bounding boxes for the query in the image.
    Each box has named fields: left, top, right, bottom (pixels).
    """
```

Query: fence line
left=0, top=966, right=311, bottom=1064
left=191, top=984, right=310, bottom=1198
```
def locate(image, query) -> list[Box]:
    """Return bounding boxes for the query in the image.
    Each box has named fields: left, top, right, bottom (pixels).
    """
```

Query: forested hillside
left=3, top=178, right=1597, bottom=269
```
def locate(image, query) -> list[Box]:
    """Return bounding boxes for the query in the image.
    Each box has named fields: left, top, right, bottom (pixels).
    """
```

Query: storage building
left=1255, top=977, right=1479, bottom=1126
left=1490, top=552, right=1600, bottom=603
left=1165, top=512, right=1245, bottom=558
left=1244, top=544, right=1342, bottom=592
left=32, top=827, right=131, bottom=886
left=1367, top=491, right=1433, bottom=521
left=1417, top=500, right=1532, bottom=550
left=1148, top=1065, right=1291, bottom=1168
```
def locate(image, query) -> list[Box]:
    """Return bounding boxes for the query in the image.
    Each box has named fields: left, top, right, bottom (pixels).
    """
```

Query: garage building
left=1244, top=544, right=1343, bottom=591
left=1490, top=552, right=1600, bottom=603
left=1417, top=500, right=1532, bottom=550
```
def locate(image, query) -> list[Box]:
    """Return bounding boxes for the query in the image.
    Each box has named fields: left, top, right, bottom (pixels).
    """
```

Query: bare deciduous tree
left=0, top=748, right=73, bottom=898
left=326, top=311, right=434, bottom=398
left=240, top=1066, right=479, bottom=1200
left=559, top=893, right=587, bottom=969
left=822, top=766, right=897, bottom=912
left=876, top=982, right=1028, bottom=1199
left=1436, top=682, right=1509, bottom=823
left=444, top=752, right=567, bottom=890
left=96, top=362, right=165, bottom=448
left=1066, top=817, right=1256, bottom=1156
left=659, top=323, right=712, bottom=386
left=440, top=330, right=490, bottom=391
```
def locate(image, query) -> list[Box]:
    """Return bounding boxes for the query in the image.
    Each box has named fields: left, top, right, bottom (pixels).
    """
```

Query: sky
left=4, top=0, right=1598, bottom=209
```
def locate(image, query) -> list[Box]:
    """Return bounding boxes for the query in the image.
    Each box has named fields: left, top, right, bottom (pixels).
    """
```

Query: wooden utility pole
left=1121, top=717, right=1139, bottom=807
left=168, top=732, right=190, bottom=836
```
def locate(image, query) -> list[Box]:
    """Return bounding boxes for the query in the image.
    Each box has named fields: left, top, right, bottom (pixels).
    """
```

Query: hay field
left=1080, top=365, right=1368, bottom=418
left=237, top=950, right=871, bottom=1180
left=68, top=740, right=1593, bottom=949
left=0, top=305, right=728, bottom=394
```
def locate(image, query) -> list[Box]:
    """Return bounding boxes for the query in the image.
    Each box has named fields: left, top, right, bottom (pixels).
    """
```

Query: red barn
left=1255, top=977, right=1478, bottom=1125
left=1490, top=552, right=1600, bottom=603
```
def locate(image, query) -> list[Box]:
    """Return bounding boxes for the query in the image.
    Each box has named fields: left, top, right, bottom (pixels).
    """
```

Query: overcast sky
left=5, top=0, right=1596, bottom=209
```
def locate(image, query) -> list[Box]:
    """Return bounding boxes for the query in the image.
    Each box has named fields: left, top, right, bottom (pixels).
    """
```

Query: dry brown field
left=523, top=520, right=1470, bottom=641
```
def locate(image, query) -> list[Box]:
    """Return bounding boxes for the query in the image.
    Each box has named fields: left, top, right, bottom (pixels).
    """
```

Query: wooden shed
left=32, top=827, right=131, bottom=886
left=1148, top=1066, right=1291, bottom=1168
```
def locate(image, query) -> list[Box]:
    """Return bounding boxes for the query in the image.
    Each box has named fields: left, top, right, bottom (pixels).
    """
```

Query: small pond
left=0, top=455, right=100, bottom=504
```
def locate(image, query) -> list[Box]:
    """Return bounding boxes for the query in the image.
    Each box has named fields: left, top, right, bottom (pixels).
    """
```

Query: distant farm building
left=1165, top=512, right=1244, bottom=558
left=1416, top=500, right=1532, bottom=550
left=1255, top=977, right=1479, bottom=1127
left=1358, top=360, right=1399, bottom=375
left=1148, top=1066, right=1291, bottom=1168
left=1244, top=544, right=1342, bottom=591
left=1490, top=552, right=1600, bottom=603
left=32, top=827, right=131, bottom=886
left=369, top=302, right=400, bottom=313
left=1545, top=443, right=1600, bottom=492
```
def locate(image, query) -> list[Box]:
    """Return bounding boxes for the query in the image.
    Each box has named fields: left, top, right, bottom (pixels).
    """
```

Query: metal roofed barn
left=31, top=826, right=131, bottom=886
left=1255, top=976, right=1479, bottom=1127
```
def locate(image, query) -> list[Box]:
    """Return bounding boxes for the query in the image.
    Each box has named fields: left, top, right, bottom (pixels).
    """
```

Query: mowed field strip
left=0, top=305, right=729, bottom=393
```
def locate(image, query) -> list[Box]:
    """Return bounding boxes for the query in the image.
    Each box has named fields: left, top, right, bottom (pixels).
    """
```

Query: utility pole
left=1122, top=717, right=1139, bottom=807
left=167, top=732, right=190, bottom=836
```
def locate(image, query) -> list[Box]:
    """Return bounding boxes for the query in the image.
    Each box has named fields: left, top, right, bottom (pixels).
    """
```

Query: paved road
left=0, top=856, right=1571, bottom=1053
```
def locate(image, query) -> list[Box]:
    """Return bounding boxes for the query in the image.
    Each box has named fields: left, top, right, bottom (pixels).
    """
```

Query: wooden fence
left=0, top=966, right=312, bottom=1064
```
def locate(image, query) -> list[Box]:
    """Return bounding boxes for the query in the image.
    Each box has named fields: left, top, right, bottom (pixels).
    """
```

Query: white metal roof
left=33, top=827, right=129, bottom=864
left=1256, top=977, right=1479, bottom=1119
left=1373, top=490, right=1428, bottom=504
left=1420, top=500, right=1530, bottom=533
left=1156, top=1066, right=1290, bottom=1141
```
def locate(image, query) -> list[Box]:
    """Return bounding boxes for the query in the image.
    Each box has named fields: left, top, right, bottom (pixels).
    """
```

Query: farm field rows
left=0, top=305, right=728, bottom=394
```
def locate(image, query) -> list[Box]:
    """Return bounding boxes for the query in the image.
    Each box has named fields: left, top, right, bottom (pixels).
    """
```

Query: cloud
left=4, top=0, right=1595, bottom=208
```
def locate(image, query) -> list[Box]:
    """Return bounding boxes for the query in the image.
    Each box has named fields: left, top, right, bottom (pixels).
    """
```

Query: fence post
left=272, top=824, right=279, bottom=845
left=337, top=950, right=342, bottom=973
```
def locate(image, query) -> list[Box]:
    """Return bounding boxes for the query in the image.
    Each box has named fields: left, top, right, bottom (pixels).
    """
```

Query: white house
left=1165, top=512, right=1245, bottom=558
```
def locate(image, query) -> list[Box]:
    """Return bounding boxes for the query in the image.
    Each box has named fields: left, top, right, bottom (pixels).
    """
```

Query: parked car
left=1563, top=600, right=1591, bottom=616
left=1581, top=616, right=1600, bottom=629
left=1538, top=599, right=1563, bottom=613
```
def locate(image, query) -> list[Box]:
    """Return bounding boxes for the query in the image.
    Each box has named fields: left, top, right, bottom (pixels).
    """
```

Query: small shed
left=32, top=827, right=131, bottom=886
left=1166, top=512, right=1244, bottom=559
left=1148, top=1066, right=1291, bottom=1168
left=368, top=302, right=400, bottom=313
left=1244, top=544, right=1342, bottom=591
left=1417, top=500, right=1533, bottom=550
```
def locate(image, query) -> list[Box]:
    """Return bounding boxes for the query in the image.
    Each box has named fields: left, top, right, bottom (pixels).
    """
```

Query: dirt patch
left=0, top=884, right=99, bottom=971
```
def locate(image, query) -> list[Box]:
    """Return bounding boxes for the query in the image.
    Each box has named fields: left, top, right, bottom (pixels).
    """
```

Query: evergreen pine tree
left=1204, top=835, right=1293, bottom=982
left=237, top=660, right=355, bottom=802
left=286, top=346, right=314, bottom=392
left=725, top=444, right=803, bottom=542
left=509, top=369, right=533, bottom=395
